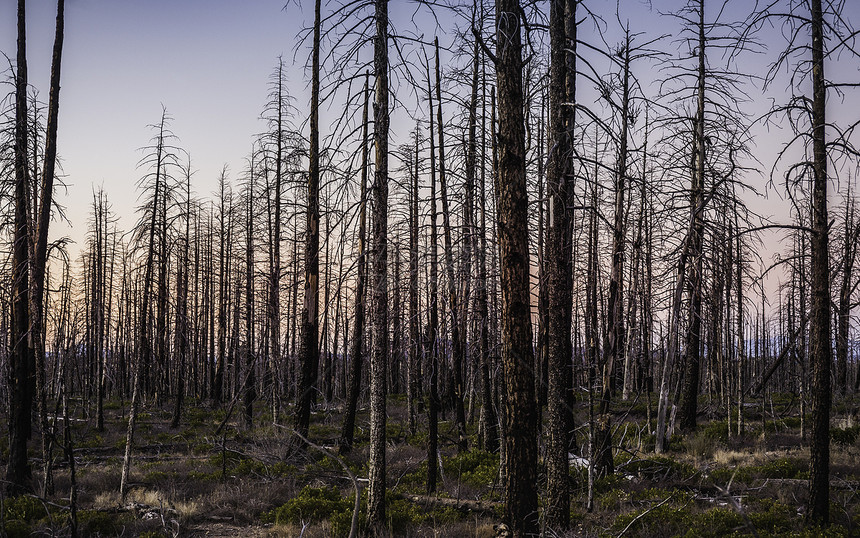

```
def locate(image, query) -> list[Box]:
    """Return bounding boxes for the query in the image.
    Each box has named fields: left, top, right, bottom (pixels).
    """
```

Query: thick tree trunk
left=495, top=2, right=539, bottom=535
left=545, top=0, right=576, bottom=529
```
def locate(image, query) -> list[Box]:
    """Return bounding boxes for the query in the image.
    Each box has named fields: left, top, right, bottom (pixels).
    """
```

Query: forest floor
left=3, top=391, right=860, bottom=537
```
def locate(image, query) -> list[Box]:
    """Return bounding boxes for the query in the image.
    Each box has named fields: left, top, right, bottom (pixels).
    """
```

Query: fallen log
left=395, top=492, right=501, bottom=515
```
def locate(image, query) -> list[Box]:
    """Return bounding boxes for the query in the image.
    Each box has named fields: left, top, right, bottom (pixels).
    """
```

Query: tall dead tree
left=296, top=0, right=322, bottom=443
left=434, top=37, right=468, bottom=452
left=30, top=0, right=65, bottom=497
left=8, top=0, right=33, bottom=495
left=367, top=0, right=390, bottom=530
left=426, top=58, right=441, bottom=493
left=121, top=110, right=175, bottom=500
left=678, top=0, right=707, bottom=431
left=408, top=127, right=420, bottom=436
left=545, top=0, right=577, bottom=529
left=266, top=58, right=289, bottom=425
left=171, top=162, right=192, bottom=428
left=476, top=56, right=498, bottom=454
left=243, top=153, right=257, bottom=429
left=339, top=73, right=370, bottom=455
left=494, top=2, right=539, bottom=535
left=805, top=0, right=831, bottom=523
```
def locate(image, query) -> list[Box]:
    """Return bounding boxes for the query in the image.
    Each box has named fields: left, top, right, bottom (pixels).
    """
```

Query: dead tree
left=545, top=0, right=577, bottom=529
left=493, top=2, right=539, bottom=535
left=296, top=0, right=322, bottom=445
left=8, top=0, right=34, bottom=495
left=367, top=0, right=390, bottom=530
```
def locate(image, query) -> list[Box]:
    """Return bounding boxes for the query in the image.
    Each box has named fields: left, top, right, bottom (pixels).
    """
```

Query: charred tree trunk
left=477, top=58, right=498, bottom=454
left=807, top=0, right=831, bottom=524
left=495, top=2, right=539, bottom=534
left=435, top=37, right=468, bottom=452
left=426, top=59, right=441, bottom=493
left=339, top=73, right=370, bottom=454
left=296, top=0, right=322, bottom=444
left=408, top=128, right=420, bottom=436
left=31, top=0, right=65, bottom=497
left=8, top=0, right=34, bottom=496
left=679, top=0, right=707, bottom=432
left=545, top=0, right=577, bottom=529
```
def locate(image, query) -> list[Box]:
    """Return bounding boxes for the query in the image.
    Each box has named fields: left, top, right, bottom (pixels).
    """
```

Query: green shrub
left=262, top=486, right=351, bottom=526
left=442, top=450, right=499, bottom=488
left=2, top=520, right=32, bottom=538
left=611, top=501, right=690, bottom=536
left=330, top=505, right=364, bottom=537
left=3, top=495, right=47, bottom=523
left=682, top=507, right=745, bottom=537
left=700, top=420, right=730, bottom=443
left=747, top=498, right=799, bottom=535
left=830, top=426, right=860, bottom=446
left=623, top=456, right=698, bottom=481
left=713, top=457, right=807, bottom=485
left=77, top=509, right=128, bottom=535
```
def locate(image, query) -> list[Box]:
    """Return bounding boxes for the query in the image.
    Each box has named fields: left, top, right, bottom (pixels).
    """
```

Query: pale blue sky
left=1, top=0, right=310, bottom=247
left=2, top=0, right=860, bottom=302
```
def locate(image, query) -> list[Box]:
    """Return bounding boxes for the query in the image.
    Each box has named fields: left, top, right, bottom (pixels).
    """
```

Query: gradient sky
left=2, top=0, right=860, bottom=303
left=1, top=0, right=311, bottom=250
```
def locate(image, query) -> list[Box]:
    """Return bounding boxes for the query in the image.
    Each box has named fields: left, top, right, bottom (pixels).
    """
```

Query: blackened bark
left=679, top=0, right=707, bottom=432
left=31, top=0, right=65, bottom=497
left=296, top=0, right=322, bottom=444
left=495, top=2, right=539, bottom=535
left=435, top=37, right=468, bottom=452
left=807, top=0, right=831, bottom=524
left=426, top=60, right=441, bottom=493
left=8, top=0, right=33, bottom=496
left=545, top=0, right=576, bottom=529
left=339, top=73, right=370, bottom=454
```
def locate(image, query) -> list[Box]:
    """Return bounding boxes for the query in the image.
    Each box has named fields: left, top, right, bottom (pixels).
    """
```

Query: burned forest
left=1, top=0, right=860, bottom=536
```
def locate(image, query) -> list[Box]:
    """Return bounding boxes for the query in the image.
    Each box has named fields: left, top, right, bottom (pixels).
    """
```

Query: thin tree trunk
left=477, top=56, right=498, bottom=454
left=434, top=38, right=468, bottom=452
left=367, top=0, right=390, bottom=530
left=31, top=0, right=65, bottom=497
left=679, top=0, right=707, bottom=432
left=296, top=0, right=322, bottom=444
left=807, top=0, right=831, bottom=524
left=243, top=158, right=256, bottom=430
left=408, top=130, right=420, bottom=436
left=426, top=60, right=441, bottom=494
left=8, top=0, right=34, bottom=495
left=339, top=73, right=370, bottom=454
